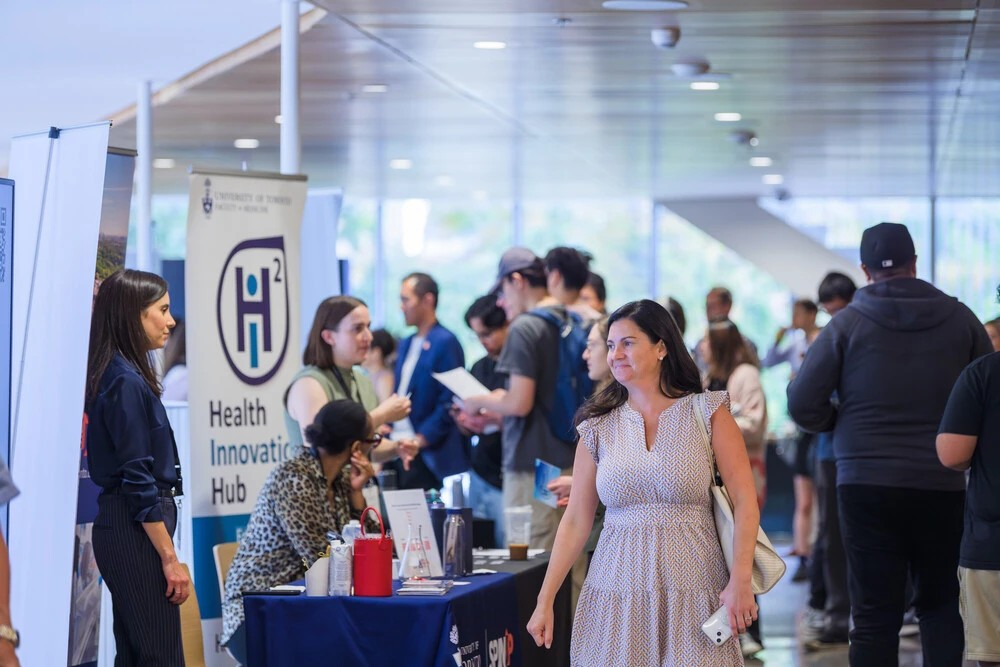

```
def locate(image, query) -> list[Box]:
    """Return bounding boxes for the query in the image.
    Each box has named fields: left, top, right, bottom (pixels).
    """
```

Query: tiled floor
left=751, top=551, right=933, bottom=667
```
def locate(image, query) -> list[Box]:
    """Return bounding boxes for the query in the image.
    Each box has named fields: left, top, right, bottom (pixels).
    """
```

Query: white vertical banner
left=299, top=189, right=342, bottom=346
left=186, top=169, right=306, bottom=665
left=7, top=122, right=111, bottom=667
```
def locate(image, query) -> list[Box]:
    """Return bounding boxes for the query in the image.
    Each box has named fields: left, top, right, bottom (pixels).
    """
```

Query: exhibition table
left=243, top=552, right=571, bottom=667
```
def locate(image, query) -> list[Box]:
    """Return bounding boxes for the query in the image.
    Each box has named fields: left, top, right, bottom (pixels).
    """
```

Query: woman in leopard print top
left=221, top=400, right=379, bottom=664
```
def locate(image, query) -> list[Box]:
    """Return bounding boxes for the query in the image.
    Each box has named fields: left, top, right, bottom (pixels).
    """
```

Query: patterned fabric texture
left=571, top=391, right=743, bottom=666
left=220, top=447, right=364, bottom=645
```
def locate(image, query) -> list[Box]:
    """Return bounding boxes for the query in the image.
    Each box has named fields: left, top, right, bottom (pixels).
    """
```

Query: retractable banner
left=186, top=170, right=306, bottom=664
left=8, top=122, right=111, bottom=667
left=0, top=178, right=12, bottom=531
left=69, top=148, right=135, bottom=667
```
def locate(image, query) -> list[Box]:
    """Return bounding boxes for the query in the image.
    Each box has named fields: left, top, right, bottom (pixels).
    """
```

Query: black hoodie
left=788, top=277, right=992, bottom=491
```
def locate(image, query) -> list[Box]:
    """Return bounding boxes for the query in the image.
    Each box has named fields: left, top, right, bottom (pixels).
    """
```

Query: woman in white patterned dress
left=527, top=299, right=760, bottom=666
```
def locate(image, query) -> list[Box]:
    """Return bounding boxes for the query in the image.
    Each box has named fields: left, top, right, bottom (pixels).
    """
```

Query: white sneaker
left=899, top=608, right=919, bottom=637
left=802, top=607, right=826, bottom=634
left=739, top=633, right=764, bottom=658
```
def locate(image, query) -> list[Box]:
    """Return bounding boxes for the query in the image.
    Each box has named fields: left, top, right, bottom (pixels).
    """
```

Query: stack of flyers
left=397, top=578, right=454, bottom=596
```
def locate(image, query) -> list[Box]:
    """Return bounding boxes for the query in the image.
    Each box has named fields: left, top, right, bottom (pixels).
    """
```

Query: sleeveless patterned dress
left=571, top=391, right=743, bottom=666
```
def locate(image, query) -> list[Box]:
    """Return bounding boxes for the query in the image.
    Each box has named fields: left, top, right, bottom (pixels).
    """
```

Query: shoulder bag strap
left=692, top=393, right=722, bottom=487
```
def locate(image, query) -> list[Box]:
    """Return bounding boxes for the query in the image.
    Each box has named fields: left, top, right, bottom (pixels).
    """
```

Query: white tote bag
left=693, top=393, right=786, bottom=594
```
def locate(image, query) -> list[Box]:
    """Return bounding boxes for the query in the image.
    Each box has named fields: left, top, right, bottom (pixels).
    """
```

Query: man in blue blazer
left=388, top=272, right=468, bottom=490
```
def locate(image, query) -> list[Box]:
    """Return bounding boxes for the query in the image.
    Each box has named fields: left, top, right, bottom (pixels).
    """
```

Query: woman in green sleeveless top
left=285, top=296, right=418, bottom=467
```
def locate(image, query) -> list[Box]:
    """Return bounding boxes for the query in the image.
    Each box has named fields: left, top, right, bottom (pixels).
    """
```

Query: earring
left=658, top=355, right=665, bottom=361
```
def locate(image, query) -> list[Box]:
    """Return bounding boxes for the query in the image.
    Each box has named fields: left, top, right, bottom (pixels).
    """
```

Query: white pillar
left=649, top=201, right=661, bottom=299
left=280, top=0, right=301, bottom=174
left=511, top=135, right=523, bottom=246
left=136, top=80, right=152, bottom=271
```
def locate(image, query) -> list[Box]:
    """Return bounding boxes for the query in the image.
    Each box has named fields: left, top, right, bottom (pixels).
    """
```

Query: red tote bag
left=352, top=506, right=394, bottom=597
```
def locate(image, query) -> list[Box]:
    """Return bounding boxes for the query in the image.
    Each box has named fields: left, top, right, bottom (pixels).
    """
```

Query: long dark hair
left=303, top=296, right=367, bottom=368
left=575, top=299, right=702, bottom=425
left=86, top=269, right=168, bottom=402
left=706, top=318, right=759, bottom=384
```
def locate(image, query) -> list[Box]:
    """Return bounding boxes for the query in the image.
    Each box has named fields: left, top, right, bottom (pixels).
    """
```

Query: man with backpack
left=462, top=247, right=592, bottom=551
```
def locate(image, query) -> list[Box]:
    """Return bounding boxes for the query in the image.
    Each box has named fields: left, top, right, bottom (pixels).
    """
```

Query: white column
left=280, top=0, right=301, bottom=174
left=649, top=201, right=661, bottom=298
left=136, top=80, right=152, bottom=271
left=511, top=134, right=523, bottom=246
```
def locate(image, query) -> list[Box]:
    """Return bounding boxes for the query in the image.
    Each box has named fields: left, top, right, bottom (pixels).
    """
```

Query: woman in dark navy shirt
left=86, top=269, right=188, bottom=666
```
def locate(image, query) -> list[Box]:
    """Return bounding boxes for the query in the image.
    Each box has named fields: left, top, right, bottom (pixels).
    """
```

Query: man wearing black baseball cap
left=789, top=222, right=992, bottom=665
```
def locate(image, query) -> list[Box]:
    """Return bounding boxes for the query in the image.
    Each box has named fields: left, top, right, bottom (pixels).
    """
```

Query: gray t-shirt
left=496, top=306, right=575, bottom=472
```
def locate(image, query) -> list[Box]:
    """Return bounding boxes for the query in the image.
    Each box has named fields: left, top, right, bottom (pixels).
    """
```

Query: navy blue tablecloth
left=244, top=574, right=522, bottom=667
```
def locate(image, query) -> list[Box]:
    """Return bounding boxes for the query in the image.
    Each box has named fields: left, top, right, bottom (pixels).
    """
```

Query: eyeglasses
left=362, top=433, right=383, bottom=445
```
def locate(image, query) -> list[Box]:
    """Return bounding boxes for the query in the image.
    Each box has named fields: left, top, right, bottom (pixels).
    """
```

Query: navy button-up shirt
left=86, top=354, right=180, bottom=523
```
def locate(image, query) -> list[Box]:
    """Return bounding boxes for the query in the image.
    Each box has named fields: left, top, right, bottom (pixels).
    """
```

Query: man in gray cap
left=464, top=247, right=577, bottom=549
left=788, top=222, right=992, bottom=666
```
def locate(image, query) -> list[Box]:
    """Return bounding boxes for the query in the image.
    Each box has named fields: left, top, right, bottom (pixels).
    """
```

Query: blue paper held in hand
left=534, top=458, right=562, bottom=509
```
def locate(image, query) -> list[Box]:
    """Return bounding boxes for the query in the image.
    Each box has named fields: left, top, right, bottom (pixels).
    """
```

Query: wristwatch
left=0, top=625, right=18, bottom=648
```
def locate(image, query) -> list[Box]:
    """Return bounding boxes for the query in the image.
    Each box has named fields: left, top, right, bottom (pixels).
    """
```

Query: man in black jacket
left=788, top=222, right=993, bottom=667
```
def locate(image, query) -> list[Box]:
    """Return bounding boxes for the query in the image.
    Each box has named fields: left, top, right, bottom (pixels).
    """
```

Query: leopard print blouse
left=221, top=447, right=364, bottom=645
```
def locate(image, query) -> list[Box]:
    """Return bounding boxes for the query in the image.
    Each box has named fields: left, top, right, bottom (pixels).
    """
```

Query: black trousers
left=92, top=493, right=184, bottom=667
left=838, top=484, right=964, bottom=667
left=817, top=459, right=850, bottom=628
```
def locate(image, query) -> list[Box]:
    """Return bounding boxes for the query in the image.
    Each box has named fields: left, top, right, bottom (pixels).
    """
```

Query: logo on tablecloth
left=487, top=629, right=514, bottom=667
left=450, top=625, right=459, bottom=645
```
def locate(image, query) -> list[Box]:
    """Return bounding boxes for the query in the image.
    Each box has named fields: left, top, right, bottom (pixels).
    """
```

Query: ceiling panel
left=108, top=0, right=1000, bottom=199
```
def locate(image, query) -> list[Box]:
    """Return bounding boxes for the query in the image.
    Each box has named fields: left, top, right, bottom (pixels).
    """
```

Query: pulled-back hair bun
left=304, top=421, right=324, bottom=444
left=305, top=399, right=370, bottom=456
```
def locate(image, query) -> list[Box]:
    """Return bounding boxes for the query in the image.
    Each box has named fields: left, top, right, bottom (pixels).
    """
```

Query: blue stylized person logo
left=217, top=237, right=290, bottom=385
left=236, top=266, right=272, bottom=369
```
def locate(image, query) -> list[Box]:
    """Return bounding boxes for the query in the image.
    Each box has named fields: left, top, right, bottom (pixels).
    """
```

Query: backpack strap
left=527, top=307, right=567, bottom=334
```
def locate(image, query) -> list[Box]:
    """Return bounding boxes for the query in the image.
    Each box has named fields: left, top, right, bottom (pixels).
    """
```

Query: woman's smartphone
left=701, top=606, right=733, bottom=645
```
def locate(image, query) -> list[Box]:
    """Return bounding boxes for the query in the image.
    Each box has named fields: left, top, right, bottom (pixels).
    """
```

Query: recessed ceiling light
left=749, top=137, right=760, bottom=147
left=714, top=112, right=742, bottom=122
left=234, top=138, right=260, bottom=149
left=603, top=0, right=689, bottom=9
left=152, top=158, right=175, bottom=169
left=390, top=159, right=412, bottom=170
left=763, top=174, right=784, bottom=185
left=672, top=60, right=710, bottom=77
left=362, top=84, right=388, bottom=93
left=474, top=41, right=506, bottom=50
left=690, top=82, right=720, bottom=91
left=274, top=115, right=283, bottom=124
left=750, top=157, right=773, bottom=167
left=435, top=175, right=455, bottom=187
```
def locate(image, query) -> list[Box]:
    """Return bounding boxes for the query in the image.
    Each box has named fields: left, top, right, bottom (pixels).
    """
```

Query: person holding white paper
left=461, top=248, right=575, bottom=552
left=527, top=300, right=759, bottom=666
left=454, top=295, right=508, bottom=547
